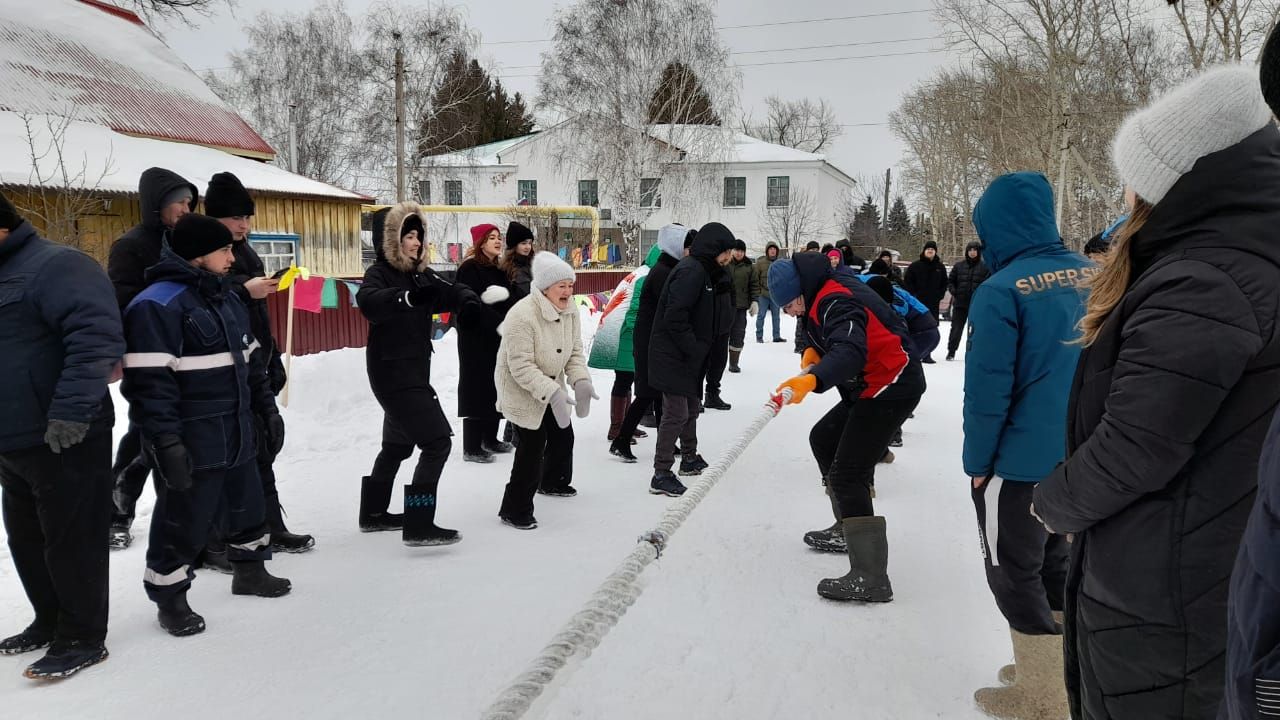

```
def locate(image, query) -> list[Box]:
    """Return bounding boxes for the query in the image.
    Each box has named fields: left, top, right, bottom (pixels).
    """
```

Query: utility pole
left=882, top=168, right=892, bottom=237
left=1055, top=111, right=1072, bottom=234
left=393, top=31, right=406, bottom=203
left=287, top=103, right=299, bottom=174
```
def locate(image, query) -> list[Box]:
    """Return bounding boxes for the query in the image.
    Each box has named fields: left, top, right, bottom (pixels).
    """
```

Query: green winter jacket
left=588, top=245, right=663, bottom=372
left=728, top=256, right=758, bottom=310
left=752, top=245, right=779, bottom=300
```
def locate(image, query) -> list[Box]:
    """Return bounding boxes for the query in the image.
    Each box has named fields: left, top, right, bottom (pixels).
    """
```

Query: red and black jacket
left=794, top=252, right=925, bottom=401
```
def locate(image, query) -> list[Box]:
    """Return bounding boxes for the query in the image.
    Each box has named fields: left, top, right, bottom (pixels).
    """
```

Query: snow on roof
left=0, top=113, right=368, bottom=201
left=0, top=0, right=275, bottom=157
left=425, top=134, right=537, bottom=167
left=646, top=124, right=827, bottom=164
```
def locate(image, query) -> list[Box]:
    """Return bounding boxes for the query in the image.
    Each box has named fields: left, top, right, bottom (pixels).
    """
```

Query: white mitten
left=481, top=285, right=511, bottom=305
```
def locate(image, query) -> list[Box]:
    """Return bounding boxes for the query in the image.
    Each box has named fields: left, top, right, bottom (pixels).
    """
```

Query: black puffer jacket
left=228, top=240, right=286, bottom=394
left=1033, top=127, right=1280, bottom=720
left=633, top=252, right=678, bottom=399
left=947, top=241, right=990, bottom=310
left=454, top=258, right=515, bottom=418
left=903, top=247, right=949, bottom=312
left=357, top=202, right=478, bottom=441
left=106, top=168, right=198, bottom=309
left=649, top=223, right=735, bottom=399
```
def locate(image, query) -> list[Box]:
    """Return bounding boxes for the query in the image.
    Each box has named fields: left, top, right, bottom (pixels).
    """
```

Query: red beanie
left=470, top=223, right=500, bottom=246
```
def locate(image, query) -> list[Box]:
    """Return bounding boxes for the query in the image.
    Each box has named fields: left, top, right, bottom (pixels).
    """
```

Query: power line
left=736, top=48, right=948, bottom=68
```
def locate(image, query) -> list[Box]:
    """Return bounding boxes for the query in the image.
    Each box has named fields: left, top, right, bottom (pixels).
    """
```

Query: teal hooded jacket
left=962, top=172, right=1095, bottom=482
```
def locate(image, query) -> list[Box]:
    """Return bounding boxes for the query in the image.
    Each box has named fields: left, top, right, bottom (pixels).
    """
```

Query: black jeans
left=947, top=305, right=970, bottom=355
left=500, top=408, right=574, bottom=520
left=809, top=394, right=920, bottom=518
left=972, top=476, right=1067, bottom=635
left=110, top=424, right=151, bottom=530
left=729, top=309, right=748, bottom=351
left=371, top=412, right=452, bottom=491
left=615, top=395, right=661, bottom=445
left=144, top=462, right=270, bottom=602
left=0, top=430, right=112, bottom=645
left=705, top=333, right=730, bottom=395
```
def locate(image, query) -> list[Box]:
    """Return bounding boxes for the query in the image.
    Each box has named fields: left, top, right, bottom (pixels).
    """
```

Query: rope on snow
left=479, top=389, right=794, bottom=720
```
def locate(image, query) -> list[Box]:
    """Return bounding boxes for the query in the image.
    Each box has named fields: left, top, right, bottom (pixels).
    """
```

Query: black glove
left=257, top=412, right=286, bottom=460
left=44, top=419, right=90, bottom=454
left=406, top=285, right=437, bottom=309
left=150, top=433, right=193, bottom=492
left=268, top=353, right=288, bottom=395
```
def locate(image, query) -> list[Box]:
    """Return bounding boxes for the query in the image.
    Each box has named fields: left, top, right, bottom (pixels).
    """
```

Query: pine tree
left=851, top=195, right=882, bottom=244
left=647, top=62, right=720, bottom=125
left=887, top=197, right=911, bottom=234
left=420, top=52, right=535, bottom=156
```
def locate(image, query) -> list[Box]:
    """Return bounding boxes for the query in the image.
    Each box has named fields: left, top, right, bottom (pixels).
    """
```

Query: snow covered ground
left=1, top=315, right=1014, bottom=719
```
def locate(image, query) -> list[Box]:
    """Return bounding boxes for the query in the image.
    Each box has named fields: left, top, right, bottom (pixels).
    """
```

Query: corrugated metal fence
left=267, top=270, right=631, bottom=357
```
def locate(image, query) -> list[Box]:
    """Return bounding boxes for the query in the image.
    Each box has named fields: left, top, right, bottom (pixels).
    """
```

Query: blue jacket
left=121, top=249, right=275, bottom=471
left=962, top=172, right=1094, bottom=482
left=0, top=222, right=124, bottom=452
left=854, top=271, right=939, bottom=362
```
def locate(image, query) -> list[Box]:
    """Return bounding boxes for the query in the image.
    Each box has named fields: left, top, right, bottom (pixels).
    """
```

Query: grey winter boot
left=998, top=611, right=1064, bottom=685
left=816, top=516, right=893, bottom=602
left=976, top=629, right=1068, bottom=719
left=803, top=487, right=846, bottom=553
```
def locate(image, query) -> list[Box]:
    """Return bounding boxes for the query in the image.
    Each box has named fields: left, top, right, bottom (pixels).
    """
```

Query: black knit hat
left=734, top=238, right=747, bottom=252
left=204, top=172, right=255, bottom=218
left=171, top=214, right=234, bottom=260
left=805, top=241, right=820, bottom=251
left=869, top=258, right=892, bottom=276
left=1264, top=22, right=1280, bottom=118
left=506, top=221, right=534, bottom=249
left=923, top=240, right=939, bottom=251
left=0, top=189, right=21, bottom=231
left=866, top=275, right=895, bottom=304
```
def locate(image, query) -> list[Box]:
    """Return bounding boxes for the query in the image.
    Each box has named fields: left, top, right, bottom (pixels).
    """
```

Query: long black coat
left=358, top=202, right=477, bottom=445
left=649, top=233, right=731, bottom=399
left=946, top=241, right=990, bottom=310
left=1033, top=127, right=1280, bottom=720
left=228, top=240, right=286, bottom=394
left=632, top=252, right=678, bottom=399
left=903, top=253, right=948, bottom=313
left=106, top=168, right=198, bottom=309
left=453, top=258, right=515, bottom=418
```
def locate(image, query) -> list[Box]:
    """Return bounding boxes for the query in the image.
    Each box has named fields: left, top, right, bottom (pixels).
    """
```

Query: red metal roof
left=0, top=0, right=275, bottom=158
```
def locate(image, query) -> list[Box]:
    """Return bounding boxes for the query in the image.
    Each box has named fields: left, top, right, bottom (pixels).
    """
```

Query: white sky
left=159, top=0, right=962, bottom=195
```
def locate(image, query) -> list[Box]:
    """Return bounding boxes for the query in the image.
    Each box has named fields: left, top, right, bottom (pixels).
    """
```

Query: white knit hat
left=532, top=251, right=575, bottom=291
left=1113, top=65, right=1273, bottom=205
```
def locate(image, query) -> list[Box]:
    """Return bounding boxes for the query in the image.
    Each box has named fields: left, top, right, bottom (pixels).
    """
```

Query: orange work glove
left=801, top=347, right=822, bottom=371
left=776, top=374, right=818, bottom=405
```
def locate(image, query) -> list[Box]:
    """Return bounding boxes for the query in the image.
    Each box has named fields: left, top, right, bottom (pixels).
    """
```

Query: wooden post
left=281, top=281, right=297, bottom=408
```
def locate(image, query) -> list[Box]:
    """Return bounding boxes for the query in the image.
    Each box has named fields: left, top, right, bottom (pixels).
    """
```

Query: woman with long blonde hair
left=1032, top=66, right=1280, bottom=719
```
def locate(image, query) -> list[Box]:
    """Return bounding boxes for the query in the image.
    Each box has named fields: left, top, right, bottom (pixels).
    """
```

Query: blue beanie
left=768, top=259, right=802, bottom=306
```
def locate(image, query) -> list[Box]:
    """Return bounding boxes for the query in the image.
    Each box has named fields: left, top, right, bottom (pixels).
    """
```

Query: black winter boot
left=0, top=623, right=53, bottom=655
left=23, top=641, right=108, bottom=679
left=157, top=591, right=206, bottom=637
left=704, top=391, right=732, bottom=411
left=265, top=492, right=315, bottom=553
left=199, top=542, right=234, bottom=574
left=610, top=437, right=638, bottom=463
left=402, top=485, right=461, bottom=547
left=803, top=488, right=846, bottom=553
left=359, top=476, right=403, bottom=532
left=728, top=349, right=741, bottom=373
left=231, top=561, right=292, bottom=598
left=817, top=516, right=893, bottom=603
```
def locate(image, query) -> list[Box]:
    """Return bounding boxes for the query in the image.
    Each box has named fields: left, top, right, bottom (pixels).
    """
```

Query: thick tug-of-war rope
left=479, top=389, right=794, bottom=720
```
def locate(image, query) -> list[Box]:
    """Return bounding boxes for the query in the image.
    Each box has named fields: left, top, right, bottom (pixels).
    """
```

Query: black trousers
left=0, top=430, right=112, bottom=645
left=947, top=305, right=971, bottom=355
left=809, top=394, right=919, bottom=518
left=370, top=412, right=452, bottom=491
left=615, top=394, right=661, bottom=445
left=144, top=462, right=270, bottom=602
left=500, top=407, right=574, bottom=520
left=462, top=415, right=500, bottom=454
left=729, top=309, right=748, bottom=351
left=110, top=424, right=151, bottom=530
left=612, top=371, right=634, bottom=398
left=972, top=476, right=1067, bottom=635
left=705, top=333, right=730, bottom=395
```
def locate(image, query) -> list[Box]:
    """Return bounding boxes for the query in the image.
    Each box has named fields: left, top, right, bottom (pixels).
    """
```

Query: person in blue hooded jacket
left=961, top=172, right=1093, bottom=719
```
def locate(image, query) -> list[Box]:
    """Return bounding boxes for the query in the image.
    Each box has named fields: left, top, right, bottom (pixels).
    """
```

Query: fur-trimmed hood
left=373, top=201, right=428, bottom=273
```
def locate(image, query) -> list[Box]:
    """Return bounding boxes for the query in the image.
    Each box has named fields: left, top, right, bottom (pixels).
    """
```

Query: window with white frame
left=417, top=180, right=431, bottom=204
left=445, top=180, right=463, bottom=205
left=767, top=176, right=790, bottom=207
left=248, top=234, right=299, bottom=276
left=724, top=177, right=746, bottom=207
left=518, top=179, right=538, bottom=205
left=640, top=178, right=661, bottom=208
left=578, top=179, right=599, bottom=207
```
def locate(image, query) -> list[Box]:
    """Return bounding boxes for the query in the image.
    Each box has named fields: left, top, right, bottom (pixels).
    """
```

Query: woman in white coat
left=495, top=252, right=597, bottom=529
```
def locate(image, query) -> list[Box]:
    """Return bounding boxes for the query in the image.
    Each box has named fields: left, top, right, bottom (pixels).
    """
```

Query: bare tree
left=2, top=113, right=115, bottom=251
left=742, top=96, right=844, bottom=153
left=124, top=0, right=230, bottom=23
left=757, top=187, right=818, bottom=254
left=536, top=0, right=739, bottom=264
left=1166, top=0, right=1280, bottom=70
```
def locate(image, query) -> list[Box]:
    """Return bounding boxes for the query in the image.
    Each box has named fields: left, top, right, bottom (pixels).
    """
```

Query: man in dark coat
left=106, top=167, right=199, bottom=550
left=205, top=171, right=313, bottom=554
left=945, top=240, right=990, bottom=360
left=876, top=249, right=904, bottom=285
left=122, top=214, right=291, bottom=638
left=0, top=192, right=123, bottom=679
left=725, top=239, right=758, bottom=373
left=903, top=240, right=948, bottom=329
left=357, top=202, right=480, bottom=546
left=701, top=240, right=737, bottom=412
left=648, top=222, right=735, bottom=497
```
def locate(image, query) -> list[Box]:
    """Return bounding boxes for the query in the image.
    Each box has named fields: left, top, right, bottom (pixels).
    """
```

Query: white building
left=414, top=125, right=857, bottom=263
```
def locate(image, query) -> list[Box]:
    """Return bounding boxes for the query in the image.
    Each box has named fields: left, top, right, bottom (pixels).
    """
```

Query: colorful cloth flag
left=342, top=281, right=362, bottom=307
left=292, top=276, right=325, bottom=314
left=320, top=277, right=339, bottom=309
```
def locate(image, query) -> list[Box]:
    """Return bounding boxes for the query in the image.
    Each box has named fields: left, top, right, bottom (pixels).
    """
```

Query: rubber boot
left=817, top=516, right=893, bottom=602
left=607, top=394, right=629, bottom=442
left=402, top=485, right=461, bottom=547
left=803, top=486, right=846, bottom=553
left=231, top=560, right=292, bottom=598
left=265, top=492, right=315, bottom=553
left=728, top=349, right=741, bottom=373
left=975, top=629, right=1068, bottom=719
left=998, top=611, right=1064, bottom=685
left=156, top=591, right=205, bottom=637
left=359, top=476, right=403, bottom=532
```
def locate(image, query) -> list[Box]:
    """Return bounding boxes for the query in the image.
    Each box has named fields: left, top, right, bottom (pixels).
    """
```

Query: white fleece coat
left=495, top=289, right=590, bottom=430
